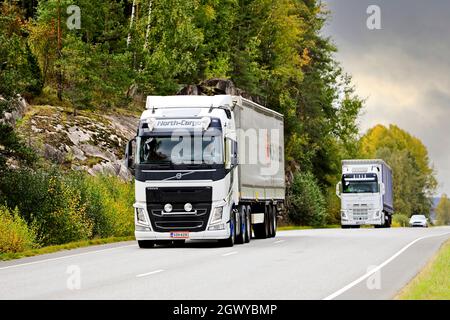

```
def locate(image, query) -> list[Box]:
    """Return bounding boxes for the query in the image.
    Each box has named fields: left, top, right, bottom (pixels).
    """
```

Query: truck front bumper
left=135, top=228, right=230, bottom=241
left=341, top=218, right=384, bottom=226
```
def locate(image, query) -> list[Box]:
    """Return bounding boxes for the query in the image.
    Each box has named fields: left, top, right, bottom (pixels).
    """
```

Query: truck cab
left=125, top=96, right=240, bottom=247
left=336, top=160, right=394, bottom=228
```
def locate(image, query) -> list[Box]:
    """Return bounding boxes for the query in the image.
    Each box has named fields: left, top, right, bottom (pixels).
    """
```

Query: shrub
left=0, top=168, right=93, bottom=245
left=0, top=167, right=134, bottom=247
left=288, top=171, right=327, bottom=227
left=81, top=175, right=134, bottom=237
left=392, top=214, right=410, bottom=227
left=0, top=205, right=36, bottom=253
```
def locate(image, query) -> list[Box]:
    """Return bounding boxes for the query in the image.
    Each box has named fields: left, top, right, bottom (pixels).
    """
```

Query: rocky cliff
left=16, top=105, right=139, bottom=180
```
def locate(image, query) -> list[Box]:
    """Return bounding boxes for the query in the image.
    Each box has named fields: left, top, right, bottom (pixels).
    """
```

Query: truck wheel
left=219, top=213, right=235, bottom=247
left=253, top=206, right=267, bottom=239
left=236, top=206, right=246, bottom=245
left=138, top=240, right=155, bottom=248
left=267, top=205, right=273, bottom=237
left=271, top=205, right=277, bottom=238
left=265, top=205, right=271, bottom=238
left=385, top=215, right=392, bottom=228
left=245, top=206, right=251, bottom=243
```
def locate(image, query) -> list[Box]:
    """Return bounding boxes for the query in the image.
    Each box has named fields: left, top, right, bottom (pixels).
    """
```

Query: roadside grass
left=277, top=225, right=340, bottom=231
left=0, top=236, right=134, bottom=262
left=396, top=239, right=450, bottom=300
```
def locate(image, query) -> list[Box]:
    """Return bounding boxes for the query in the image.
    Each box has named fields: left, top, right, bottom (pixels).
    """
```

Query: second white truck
left=125, top=95, right=285, bottom=247
left=336, top=159, right=394, bottom=228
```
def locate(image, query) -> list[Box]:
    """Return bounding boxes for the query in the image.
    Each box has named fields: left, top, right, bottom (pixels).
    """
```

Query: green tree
left=360, top=125, right=437, bottom=217
left=288, top=171, right=326, bottom=226
left=0, top=2, right=38, bottom=172
left=436, top=195, right=450, bottom=226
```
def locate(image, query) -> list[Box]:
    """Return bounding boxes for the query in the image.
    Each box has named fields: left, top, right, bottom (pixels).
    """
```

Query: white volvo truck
left=125, top=95, right=285, bottom=248
left=336, top=159, right=394, bottom=228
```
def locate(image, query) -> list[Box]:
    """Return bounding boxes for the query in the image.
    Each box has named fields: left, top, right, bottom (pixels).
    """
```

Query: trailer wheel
left=271, top=205, right=277, bottom=238
left=267, top=205, right=274, bottom=237
left=265, top=205, right=271, bottom=238
left=245, top=206, right=251, bottom=243
left=236, top=206, right=246, bottom=245
left=219, top=212, right=236, bottom=247
left=253, top=206, right=268, bottom=239
left=138, top=240, right=155, bottom=249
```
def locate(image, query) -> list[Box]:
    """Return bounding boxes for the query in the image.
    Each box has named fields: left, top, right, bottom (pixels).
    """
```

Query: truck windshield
left=137, top=134, right=223, bottom=165
left=342, top=174, right=379, bottom=194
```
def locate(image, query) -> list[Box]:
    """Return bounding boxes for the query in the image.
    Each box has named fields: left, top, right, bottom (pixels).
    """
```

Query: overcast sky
left=323, top=0, right=450, bottom=196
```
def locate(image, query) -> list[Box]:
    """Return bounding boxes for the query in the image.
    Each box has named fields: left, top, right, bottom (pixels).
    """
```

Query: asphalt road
left=0, top=227, right=449, bottom=300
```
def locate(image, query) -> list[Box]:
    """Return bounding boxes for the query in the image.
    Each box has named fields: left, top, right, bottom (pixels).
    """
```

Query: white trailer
left=336, top=159, right=394, bottom=228
left=125, top=95, right=285, bottom=247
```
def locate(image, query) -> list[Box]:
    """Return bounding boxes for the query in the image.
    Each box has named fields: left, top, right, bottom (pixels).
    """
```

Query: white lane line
left=136, top=269, right=165, bottom=278
left=274, top=240, right=285, bottom=244
left=0, top=244, right=136, bottom=271
left=323, top=231, right=450, bottom=300
left=222, top=251, right=238, bottom=257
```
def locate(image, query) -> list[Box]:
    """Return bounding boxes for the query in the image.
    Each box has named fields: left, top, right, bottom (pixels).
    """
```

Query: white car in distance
left=409, top=215, right=428, bottom=228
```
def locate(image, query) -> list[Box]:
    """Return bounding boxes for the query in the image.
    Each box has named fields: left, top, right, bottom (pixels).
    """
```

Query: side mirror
left=224, top=138, right=237, bottom=170
left=125, top=138, right=136, bottom=175
left=336, top=182, right=342, bottom=199
left=231, top=140, right=238, bottom=167
left=380, top=183, right=386, bottom=195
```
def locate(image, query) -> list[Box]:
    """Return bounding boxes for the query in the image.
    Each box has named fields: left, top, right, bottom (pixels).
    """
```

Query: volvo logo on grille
left=176, top=173, right=182, bottom=180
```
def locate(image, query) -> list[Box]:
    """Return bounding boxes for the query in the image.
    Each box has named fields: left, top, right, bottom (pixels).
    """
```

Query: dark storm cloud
left=323, top=0, right=450, bottom=195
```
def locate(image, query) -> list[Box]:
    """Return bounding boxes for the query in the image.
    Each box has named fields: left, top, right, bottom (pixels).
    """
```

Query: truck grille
left=352, top=204, right=368, bottom=220
left=146, top=187, right=212, bottom=232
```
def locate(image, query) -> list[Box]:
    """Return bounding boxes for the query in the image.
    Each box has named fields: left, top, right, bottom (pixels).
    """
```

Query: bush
left=0, top=205, right=36, bottom=253
left=0, top=168, right=93, bottom=245
left=0, top=168, right=134, bottom=247
left=288, top=171, right=327, bottom=227
left=81, top=175, right=134, bottom=237
left=393, top=214, right=410, bottom=227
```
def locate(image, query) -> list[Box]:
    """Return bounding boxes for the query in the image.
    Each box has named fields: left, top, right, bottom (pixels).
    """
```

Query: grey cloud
left=323, top=0, right=450, bottom=195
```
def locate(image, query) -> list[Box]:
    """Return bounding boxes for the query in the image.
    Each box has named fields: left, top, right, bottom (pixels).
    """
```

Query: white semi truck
left=336, top=159, right=394, bottom=228
left=125, top=95, right=285, bottom=248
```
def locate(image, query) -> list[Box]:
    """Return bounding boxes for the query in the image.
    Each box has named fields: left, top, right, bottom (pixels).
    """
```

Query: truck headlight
left=184, top=203, right=193, bottom=212
left=164, top=203, right=173, bottom=213
left=210, top=206, right=223, bottom=224
left=208, top=223, right=225, bottom=231
left=136, top=208, right=148, bottom=224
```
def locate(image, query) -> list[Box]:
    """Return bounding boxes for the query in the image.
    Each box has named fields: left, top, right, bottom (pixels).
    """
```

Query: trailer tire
left=236, top=206, right=246, bottom=245
left=253, top=206, right=268, bottom=239
left=265, top=205, right=271, bottom=238
left=219, top=213, right=236, bottom=247
left=138, top=240, right=155, bottom=249
left=271, top=205, right=277, bottom=238
left=245, top=206, right=251, bottom=243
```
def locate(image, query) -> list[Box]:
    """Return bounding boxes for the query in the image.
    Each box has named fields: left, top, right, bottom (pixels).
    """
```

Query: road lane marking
left=274, top=240, right=285, bottom=244
left=136, top=269, right=165, bottom=278
left=0, top=244, right=136, bottom=271
left=222, top=251, right=238, bottom=257
left=323, top=231, right=450, bottom=300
